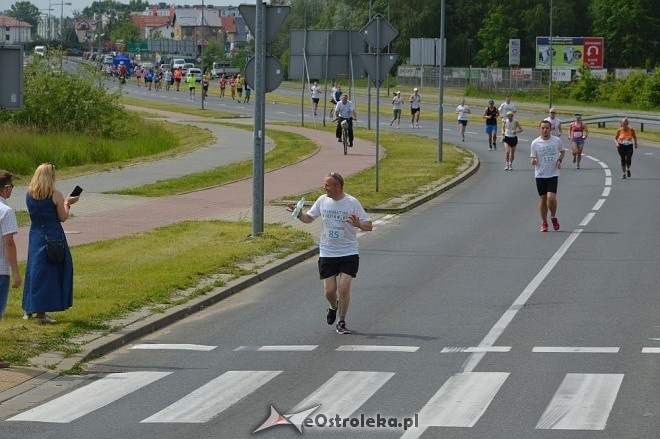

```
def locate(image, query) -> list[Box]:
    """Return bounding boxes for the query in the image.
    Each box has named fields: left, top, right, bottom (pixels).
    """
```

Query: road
left=1, top=74, right=658, bottom=438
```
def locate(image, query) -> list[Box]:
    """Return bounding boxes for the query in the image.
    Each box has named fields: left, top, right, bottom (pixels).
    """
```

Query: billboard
left=0, top=46, right=23, bottom=110
left=509, top=39, right=521, bottom=66
left=410, top=38, right=446, bottom=66
left=536, top=37, right=604, bottom=70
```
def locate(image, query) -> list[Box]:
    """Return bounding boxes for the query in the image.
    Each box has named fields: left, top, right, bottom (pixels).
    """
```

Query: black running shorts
left=536, top=176, right=559, bottom=196
left=318, top=255, right=360, bottom=279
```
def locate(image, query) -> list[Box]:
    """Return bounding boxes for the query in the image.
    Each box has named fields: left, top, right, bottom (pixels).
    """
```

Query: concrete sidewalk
left=0, top=109, right=382, bottom=398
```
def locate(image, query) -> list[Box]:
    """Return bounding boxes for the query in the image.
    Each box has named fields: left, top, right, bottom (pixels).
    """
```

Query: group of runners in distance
left=133, top=65, right=251, bottom=103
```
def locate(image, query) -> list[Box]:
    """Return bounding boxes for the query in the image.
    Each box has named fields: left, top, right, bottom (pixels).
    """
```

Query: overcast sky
left=1, top=1, right=247, bottom=18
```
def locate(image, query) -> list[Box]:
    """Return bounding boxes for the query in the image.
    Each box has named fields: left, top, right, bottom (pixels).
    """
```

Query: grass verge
left=275, top=122, right=474, bottom=209
left=0, top=220, right=313, bottom=365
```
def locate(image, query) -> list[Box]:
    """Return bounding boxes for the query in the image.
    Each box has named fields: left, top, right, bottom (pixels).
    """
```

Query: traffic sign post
left=359, top=14, right=398, bottom=193
left=238, top=3, right=290, bottom=236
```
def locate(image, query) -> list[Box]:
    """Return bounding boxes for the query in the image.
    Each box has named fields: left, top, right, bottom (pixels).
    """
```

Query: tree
left=111, top=19, right=140, bottom=44
left=590, top=0, right=658, bottom=68
left=7, top=1, right=40, bottom=30
left=202, top=40, right=226, bottom=73
left=475, top=5, right=516, bottom=67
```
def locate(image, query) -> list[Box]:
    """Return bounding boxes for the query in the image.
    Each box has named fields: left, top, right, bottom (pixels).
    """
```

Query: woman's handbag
left=45, top=238, right=64, bottom=263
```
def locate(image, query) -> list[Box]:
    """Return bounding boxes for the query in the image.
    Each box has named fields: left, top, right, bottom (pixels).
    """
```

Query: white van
left=172, top=58, right=186, bottom=70
left=34, top=46, right=46, bottom=56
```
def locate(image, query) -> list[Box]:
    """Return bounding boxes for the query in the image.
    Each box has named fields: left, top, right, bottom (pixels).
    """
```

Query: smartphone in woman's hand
left=70, top=185, right=83, bottom=197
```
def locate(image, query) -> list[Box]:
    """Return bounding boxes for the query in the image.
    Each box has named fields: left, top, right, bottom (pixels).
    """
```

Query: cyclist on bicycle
left=334, top=94, right=357, bottom=147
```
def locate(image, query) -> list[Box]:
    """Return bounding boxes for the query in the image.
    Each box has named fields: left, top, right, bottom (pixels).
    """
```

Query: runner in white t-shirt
left=390, top=91, right=404, bottom=128
left=530, top=120, right=565, bottom=232
left=310, top=81, right=321, bottom=116
left=543, top=108, right=563, bottom=137
left=287, top=172, right=372, bottom=335
left=498, top=95, right=517, bottom=122
left=455, top=98, right=471, bottom=141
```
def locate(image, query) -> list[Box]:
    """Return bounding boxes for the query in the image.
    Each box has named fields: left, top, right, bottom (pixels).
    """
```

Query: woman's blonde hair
left=27, top=163, right=56, bottom=200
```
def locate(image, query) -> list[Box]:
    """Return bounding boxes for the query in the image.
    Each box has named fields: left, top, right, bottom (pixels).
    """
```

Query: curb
left=56, top=245, right=320, bottom=372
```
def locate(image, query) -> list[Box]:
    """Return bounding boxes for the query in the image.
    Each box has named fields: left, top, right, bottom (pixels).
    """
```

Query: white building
left=0, top=15, right=32, bottom=44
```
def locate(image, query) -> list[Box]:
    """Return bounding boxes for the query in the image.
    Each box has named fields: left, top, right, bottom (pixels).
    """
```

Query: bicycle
left=334, top=117, right=355, bottom=155
left=340, top=119, right=349, bottom=155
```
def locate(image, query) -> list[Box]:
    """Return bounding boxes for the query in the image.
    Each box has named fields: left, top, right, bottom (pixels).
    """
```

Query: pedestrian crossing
left=5, top=368, right=631, bottom=435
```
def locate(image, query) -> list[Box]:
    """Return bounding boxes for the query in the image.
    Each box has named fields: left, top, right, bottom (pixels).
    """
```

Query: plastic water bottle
left=291, top=197, right=305, bottom=219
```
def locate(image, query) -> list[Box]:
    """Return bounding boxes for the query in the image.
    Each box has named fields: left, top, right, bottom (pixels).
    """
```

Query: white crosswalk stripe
left=535, top=373, right=624, bottom=430
left=401, top=372, right=509, bottom=438
left=141, top=370, right=281, bottom=423
left=7, top=371, right=171, bottom=423
left=291, top=371, right=395, bottom=420
left=3, top=369, right=628, bottom=433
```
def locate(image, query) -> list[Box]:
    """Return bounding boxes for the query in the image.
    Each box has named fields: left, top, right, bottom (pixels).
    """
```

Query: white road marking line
left=292, top=371, right=394, bottom=420
left=336, top=345, right=419, bottom=352
left=258, top=345, right=318, bottom=351
left=131, top=344, right=216, bottom=351
left=402, top=372, right=509, bottom=434
left=604, top=168, right=612, bottom=176
left=592, top=198, right=606, bottom=211
left=536, top=373, right=623, bottom=430
left=234, top=345, right=318, bottom=351
left=642, top=347, right=660, bottom=353
left=141, top=371, right=281, bottom=423
left=440, top=346, right=511, bottom=353
left=579, top=212, right=596, bottom=226
left=532, top=347, right=619, bottom=353
left=461, top=229, right=583, bottom=374
left=8, top=371, right=171, bottom=423
left=602, top=187, right=611, bottom=197
left=605, top=176, right=612, bottom=186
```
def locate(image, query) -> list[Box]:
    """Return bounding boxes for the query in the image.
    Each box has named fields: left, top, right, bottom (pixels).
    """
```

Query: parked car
left=186, top=67, right=202, bottom=83
left=139, top=62, right=154, bottom=70
left=182, top=63, right=195, bottom=71
left=172, top=58, right=186, bottom=70
left=159, top=63, right=171, bottom=72
left=34, top=46, right=46, bottom=57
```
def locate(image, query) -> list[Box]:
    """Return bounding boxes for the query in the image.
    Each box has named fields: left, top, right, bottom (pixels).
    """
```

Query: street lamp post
left=53, top=2, right=71, bottom=71
left=48, top=0, right=52, bottom=40
left=549, top=0, right=553, bottom=108
left=467, top=38, right=473, bottom=85
left=201, top=0, right=205, bottom=110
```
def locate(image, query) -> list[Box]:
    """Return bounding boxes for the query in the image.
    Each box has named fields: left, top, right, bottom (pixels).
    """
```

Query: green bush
left=610, top=71, right=647, bottom=105
left=1, top=57, right=124, bottom=138
left=569, top=66, right=599, bottom=102
left=639, top=68, right=660, bottom=109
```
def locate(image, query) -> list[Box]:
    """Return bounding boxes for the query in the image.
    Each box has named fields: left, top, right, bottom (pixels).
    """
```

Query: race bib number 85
left=327, top=228, right=344, bottom=240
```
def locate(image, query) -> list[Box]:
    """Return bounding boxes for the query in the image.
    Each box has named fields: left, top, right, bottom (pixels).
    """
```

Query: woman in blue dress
left=22, top=164, right=79, bottom=323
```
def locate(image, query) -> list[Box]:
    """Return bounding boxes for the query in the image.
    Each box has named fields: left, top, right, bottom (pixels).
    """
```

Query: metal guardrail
left=580, top=113, right=660, bottom=132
